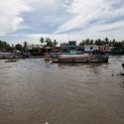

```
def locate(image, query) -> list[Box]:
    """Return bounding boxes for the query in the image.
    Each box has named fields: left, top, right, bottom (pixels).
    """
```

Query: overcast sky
left=0, top=0, right=124, bottom=45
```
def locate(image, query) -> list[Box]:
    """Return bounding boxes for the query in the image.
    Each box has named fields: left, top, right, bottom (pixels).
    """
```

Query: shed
left=83, top=45, right=98, bottom=52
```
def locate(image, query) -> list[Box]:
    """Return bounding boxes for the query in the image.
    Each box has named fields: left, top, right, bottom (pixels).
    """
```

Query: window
left=90, top=47, right=93, bottom=50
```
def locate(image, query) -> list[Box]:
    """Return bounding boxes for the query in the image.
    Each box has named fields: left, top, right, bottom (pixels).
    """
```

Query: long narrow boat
left=51, top=54, right=109, bottom=63
left=0, top=52, right=14, bottom=59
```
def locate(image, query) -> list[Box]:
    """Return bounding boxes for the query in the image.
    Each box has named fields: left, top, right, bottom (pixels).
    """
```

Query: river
left=0, top=55, right=124, bottom=124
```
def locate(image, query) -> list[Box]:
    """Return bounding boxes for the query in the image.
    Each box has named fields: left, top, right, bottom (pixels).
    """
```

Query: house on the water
left=99, top=45, right=110, bottom=53
left=83, top=45, right=98, bottom=53
left=61, top=41, right=77, bottom=53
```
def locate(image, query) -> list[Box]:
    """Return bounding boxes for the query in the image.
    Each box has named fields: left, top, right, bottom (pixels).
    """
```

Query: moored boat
left=0, top=52, right=14, bottom=59
left=51, top=53, right=109, bottom=63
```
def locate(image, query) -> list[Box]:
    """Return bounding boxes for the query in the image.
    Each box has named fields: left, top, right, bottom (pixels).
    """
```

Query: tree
left=40, top=37, right=44, bottom=45
left=10, top=44, right=15, bottom=52
left=23, top=41, right=28, bottom=51
left=94, top=39, right=104, bottom=45
left=105, top=37, right=109, bottom=45
left=6, top=43, right=11, bottom=51
left=2, top=41, right=7, bottom=49
left=0, top=40, right=14, bottom=51
left=79, top=40, right=84, bottom=46
left=53, top=39, right=58, bottom=47
left=60, top=42, right=69, bottom=47
left=90, top=39, right=94, bottom=45
left=111, top=39, right=116, bottom=47
left=45, top=38, right=53, bottom=47
left=84, top=39, right=90, bottom=45
left=15, top=44, right=23, bottom=51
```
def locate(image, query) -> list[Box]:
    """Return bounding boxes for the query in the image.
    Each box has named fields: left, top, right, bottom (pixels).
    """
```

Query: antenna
left=29, top=29, right=32, bottom=44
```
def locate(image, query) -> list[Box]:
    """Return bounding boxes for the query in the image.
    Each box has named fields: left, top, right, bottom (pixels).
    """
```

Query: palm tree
left=45, top=38, right=53, bottom=47
left=105, top=37, right=109, bottom=45
left=40, top=37, right=44, bottom=45
left=53, top=39, right=58, bottom=47
left=23, top=41, right=28, bottom=51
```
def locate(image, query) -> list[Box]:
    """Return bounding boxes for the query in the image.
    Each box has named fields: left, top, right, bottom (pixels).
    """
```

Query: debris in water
left=116, top=72, right=124, bottom=76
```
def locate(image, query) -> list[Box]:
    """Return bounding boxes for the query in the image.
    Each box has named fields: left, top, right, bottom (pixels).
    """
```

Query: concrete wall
left=99, top=46, right=110, bottom=52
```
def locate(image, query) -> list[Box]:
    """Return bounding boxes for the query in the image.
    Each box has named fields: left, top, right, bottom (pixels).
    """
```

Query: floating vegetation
left=112, top=73, right=114, bottom=76
left=5, top=59, right=17, bottom=63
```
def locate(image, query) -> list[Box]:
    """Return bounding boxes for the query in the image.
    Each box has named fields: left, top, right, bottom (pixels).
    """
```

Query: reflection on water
left=0, top=56, right=124, bottom=124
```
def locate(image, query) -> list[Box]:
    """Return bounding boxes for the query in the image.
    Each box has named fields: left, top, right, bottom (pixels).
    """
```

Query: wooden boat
left=51, top=53, right=109, bottom=63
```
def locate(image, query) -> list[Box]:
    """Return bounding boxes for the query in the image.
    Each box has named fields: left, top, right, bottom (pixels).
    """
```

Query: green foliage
left=53, top=39, right=58, bottom=47
left=0, top=40, right=12, bottom=51
left=39, top=37, right=58, bottom=47
left=79, top=37, right=124, bottom=50
left=79, top=39, right=95, bottom=46
left=15, top=43, right=23, bottom=51
left=5, top=59, right=17, bottom=63
left=95, top=39, right=105, bottom=45
left=40, top=37, right=44, bottom=44
left=112, top=73, right=114, bottom=76
left=23, top=41, right=28, bottom=52
left=60, top=42, right=69, bottom=46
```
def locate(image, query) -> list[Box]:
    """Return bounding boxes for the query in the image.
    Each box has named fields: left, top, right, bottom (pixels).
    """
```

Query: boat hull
left=51, top=54, right=108, bottom=63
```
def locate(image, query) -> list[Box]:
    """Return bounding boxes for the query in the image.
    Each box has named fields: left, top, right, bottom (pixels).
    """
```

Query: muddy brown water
left=0, top=55, right=124, bottom=124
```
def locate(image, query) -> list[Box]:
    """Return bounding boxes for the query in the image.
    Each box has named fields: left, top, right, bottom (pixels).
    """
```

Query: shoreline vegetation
left=0, top=37, right=124, bottom=52
left=0, top=37, right=124, bottom=59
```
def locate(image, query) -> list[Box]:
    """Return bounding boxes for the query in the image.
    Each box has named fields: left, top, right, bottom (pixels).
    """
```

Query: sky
left=0, top=0, right=124, bottom=45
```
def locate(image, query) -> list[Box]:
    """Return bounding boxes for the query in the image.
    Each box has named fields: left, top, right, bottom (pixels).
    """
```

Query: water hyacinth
left=5, top=59, right=17, bottom=63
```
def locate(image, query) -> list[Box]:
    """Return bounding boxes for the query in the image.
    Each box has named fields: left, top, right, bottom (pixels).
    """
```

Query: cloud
left=0, top=0, right=32, bottom=36
left=22, top=0, right=71, bottom=31
left=1, top=0, right=124, bottom=45
left=55, top=0, right=124, bottom=35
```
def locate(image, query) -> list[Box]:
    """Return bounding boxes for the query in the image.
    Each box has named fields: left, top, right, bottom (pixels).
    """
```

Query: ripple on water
left=0, top=56, right=124, bottom=124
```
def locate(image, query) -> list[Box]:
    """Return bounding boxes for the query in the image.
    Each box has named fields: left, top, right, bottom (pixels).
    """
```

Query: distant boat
left=0, top=52, right=12, bottom=55
left=51, top=53, right=109, bottom=63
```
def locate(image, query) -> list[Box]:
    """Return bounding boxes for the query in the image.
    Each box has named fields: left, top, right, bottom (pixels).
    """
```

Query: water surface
left=0, top=56, right=124, bottom=124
